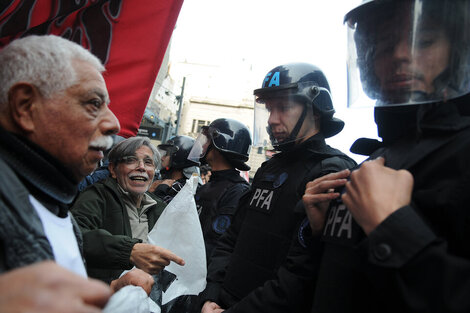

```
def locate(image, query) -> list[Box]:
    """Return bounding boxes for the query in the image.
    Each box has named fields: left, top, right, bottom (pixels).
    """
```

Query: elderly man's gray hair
left=108, top=136, right=161, bottom=169
left=0, top=35, right=104, bottom=106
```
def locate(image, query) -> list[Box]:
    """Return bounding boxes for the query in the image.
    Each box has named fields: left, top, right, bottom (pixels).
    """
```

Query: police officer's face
left=161, top=154, right=171, bottom=169
left=266, top=98, right=317, bottom=143
left=373, top=5, right=450, bottom=99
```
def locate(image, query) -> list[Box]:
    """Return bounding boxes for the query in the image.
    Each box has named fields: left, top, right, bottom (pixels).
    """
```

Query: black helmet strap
left=289, top=103, right=308, bottom=142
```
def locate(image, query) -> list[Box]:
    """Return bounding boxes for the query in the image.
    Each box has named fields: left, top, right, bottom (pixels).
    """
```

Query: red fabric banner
left=0, top=0, right=184, bottom=137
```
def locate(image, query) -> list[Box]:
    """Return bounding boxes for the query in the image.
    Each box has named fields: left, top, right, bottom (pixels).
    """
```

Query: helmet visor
left=157, top=148, right=168, bottom=158
left=253, top=99, right=273, bottom=148
left=346, top=0, right=470, bottom=107
left=187, top=126, right=212, bottom=163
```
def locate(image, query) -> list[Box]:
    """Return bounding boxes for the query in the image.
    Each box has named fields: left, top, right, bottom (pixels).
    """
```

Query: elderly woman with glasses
left=71, top=136, right=185, bottom=285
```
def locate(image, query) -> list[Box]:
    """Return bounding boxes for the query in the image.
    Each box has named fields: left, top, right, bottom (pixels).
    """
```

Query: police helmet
left=188, top=118, right=252, bottom=171
left=158, top=135, right=199, bottom=170
left=253, top=63, right=344, bottom=151
left=345, top=0, right=470, bottom=107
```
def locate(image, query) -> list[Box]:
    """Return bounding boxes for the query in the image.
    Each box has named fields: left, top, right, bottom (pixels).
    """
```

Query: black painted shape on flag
left=0, top=0, right=184, bottom=138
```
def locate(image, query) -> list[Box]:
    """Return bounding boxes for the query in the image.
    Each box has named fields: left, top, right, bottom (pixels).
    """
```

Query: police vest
left=220, top=143, right=354, bottom=305
left=197, top=175, right=249, bottom=260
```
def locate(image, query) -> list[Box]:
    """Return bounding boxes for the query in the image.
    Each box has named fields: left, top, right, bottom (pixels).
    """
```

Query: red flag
left=0, top=0, right=184, bottom=137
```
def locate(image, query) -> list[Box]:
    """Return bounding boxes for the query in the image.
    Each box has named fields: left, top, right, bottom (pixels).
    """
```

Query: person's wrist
left=130, top=243, right=141, bottom=264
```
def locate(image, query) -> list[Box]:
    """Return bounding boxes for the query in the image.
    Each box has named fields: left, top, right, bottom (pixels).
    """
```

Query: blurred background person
left=200, top=164, right=212, bottom=184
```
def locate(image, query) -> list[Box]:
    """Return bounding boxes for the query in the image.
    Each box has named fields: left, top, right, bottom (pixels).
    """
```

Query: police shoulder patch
left=298, top=217, right=310, bottom=248
left=212, top=215, right=231, bottom=234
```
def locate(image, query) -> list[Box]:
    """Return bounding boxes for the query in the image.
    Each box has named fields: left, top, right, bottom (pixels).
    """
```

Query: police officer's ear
left=311, top=109, right=322, bottom=132
left=6, top=82, right=40, bottom=133
left=310, top=107, right=321, bottom=122
left=313, top=111, right=321, bottom=121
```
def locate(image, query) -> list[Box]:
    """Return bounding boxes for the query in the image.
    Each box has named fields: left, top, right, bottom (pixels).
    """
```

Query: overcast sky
left=170, top=0, right=377, bottom=162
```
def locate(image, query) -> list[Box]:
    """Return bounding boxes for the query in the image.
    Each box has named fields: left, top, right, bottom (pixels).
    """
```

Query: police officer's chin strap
left=269, top=104, right=308, bottom=152
left=159, top=166, right=172, bottom=179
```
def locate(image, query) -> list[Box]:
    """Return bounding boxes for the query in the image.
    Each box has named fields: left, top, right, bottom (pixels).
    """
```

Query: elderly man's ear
left=6, top=83, right=41, bottom=133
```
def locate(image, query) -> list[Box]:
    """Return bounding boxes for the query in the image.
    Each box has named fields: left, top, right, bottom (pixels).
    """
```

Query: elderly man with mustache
left=71, top=136, right=185, bottom=284
left=0, top=34, right=159, bottom=312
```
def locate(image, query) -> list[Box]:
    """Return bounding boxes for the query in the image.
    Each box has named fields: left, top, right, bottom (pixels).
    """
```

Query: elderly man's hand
left=110, top=268, right=154, bottom=295
left=342, top=157, right=414, bottom=235
left=0, top=261, right=111, bottom=313
left=130, top=243, right=185, bottom=275
left=303, top=169, right=350, bottom=235
left=201, top=301, right=225, bottom=313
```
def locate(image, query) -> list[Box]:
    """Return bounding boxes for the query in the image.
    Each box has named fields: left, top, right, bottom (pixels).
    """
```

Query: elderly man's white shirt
left=29, top=195, right=87, bottom=277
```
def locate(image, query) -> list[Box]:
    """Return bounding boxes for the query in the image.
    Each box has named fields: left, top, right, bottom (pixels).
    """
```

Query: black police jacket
left=196, top=169, right=250, bottom=263
left=153, top=177, right=186, bottom=204
left=200, top=133, right=356, bottom=312
left=312, top=101, right=470, bottom=312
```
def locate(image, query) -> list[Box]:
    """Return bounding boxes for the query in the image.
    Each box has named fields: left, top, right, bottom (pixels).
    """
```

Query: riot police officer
left=303, top=1, right=470, bottom=311
left=199, top=63, right=356, bottom=313
left=151, top=135, right=199, bottom=203
left=188, top=118, right=252, bottom=262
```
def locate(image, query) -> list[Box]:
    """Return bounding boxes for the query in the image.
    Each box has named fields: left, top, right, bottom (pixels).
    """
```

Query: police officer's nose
left=392, top=37, right=412, bottom=64
left=268, top=109, right=281, bottom=125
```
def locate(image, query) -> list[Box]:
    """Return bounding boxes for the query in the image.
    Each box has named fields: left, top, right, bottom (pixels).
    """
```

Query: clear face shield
left=253, top=99, right=273, bottom=149
left=346, top=0, right=470, bottom=107
left=158, top=148, right=168, bottom=158
left=253, top=83, right=320, bottom=150
left=157, top=145, right=177, bottom=170
left=187, top=126, right=214, bottom=163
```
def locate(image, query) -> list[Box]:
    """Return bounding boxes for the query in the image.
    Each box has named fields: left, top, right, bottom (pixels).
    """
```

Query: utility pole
left=174, top=77, right=186, bottom=135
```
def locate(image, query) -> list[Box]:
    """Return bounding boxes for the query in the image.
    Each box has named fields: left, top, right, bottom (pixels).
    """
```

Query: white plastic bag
left=148, top=174, right=207, bottom=311
left=103, top=285, right=150, bottom=313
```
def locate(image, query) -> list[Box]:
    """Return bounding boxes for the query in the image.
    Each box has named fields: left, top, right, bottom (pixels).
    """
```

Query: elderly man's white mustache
left=90, top=136, right=113, bottom=151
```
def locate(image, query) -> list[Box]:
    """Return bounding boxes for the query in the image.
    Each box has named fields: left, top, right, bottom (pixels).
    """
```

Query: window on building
left=191, top=119, right=196, bottom=133
left=192, top=119, right=211, bottom=133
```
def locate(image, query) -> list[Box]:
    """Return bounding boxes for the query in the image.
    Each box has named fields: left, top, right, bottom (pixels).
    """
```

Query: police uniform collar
left=275, top=132, right=327, bottom=158
left=375, top=99, right=470, bottom=145
left=418, top=101, right=470, bottom=133
left=209, top=169, right=240, bottom=181
left=0, top=127, right=78, bottom=206
left=356, top=99, right=470, bottom=156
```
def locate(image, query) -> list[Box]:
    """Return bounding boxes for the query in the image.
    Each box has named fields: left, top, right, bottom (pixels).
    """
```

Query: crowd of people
left=0, top=0, right=469, bottom=312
